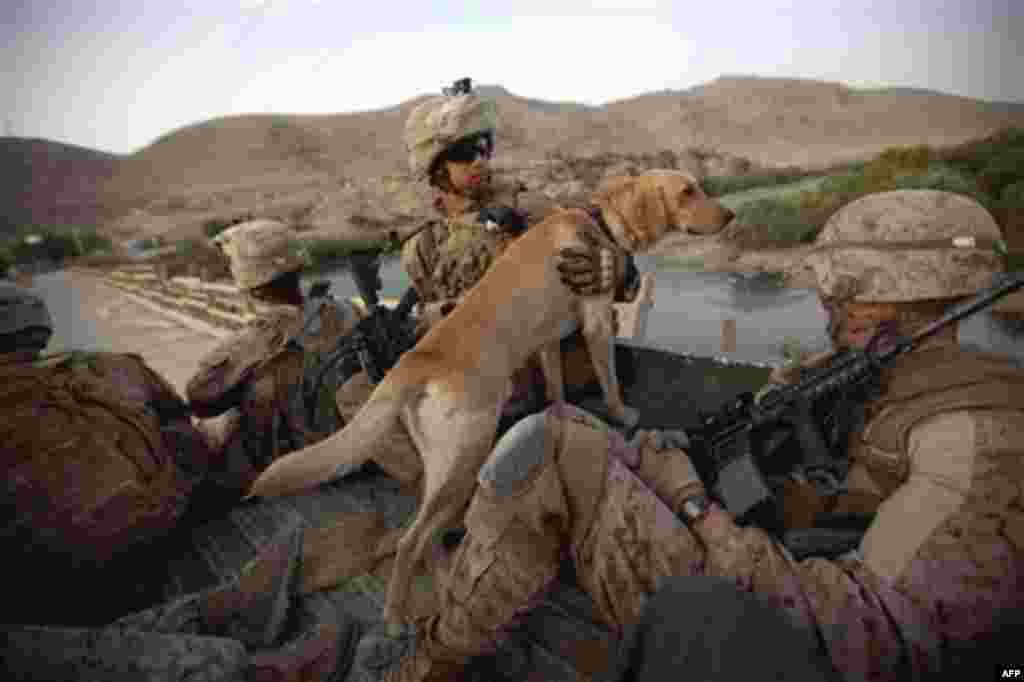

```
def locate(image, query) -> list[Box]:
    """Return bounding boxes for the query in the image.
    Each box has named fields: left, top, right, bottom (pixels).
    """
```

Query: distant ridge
left=3, top=75, right=1021, bottom=242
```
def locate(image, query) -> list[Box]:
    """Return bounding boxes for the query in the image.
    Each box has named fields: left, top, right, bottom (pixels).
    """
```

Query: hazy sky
left=4, top=0, right=1021, bottom=155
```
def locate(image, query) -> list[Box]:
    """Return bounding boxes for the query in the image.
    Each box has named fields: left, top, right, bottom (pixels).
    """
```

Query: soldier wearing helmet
left=0, top=283, right=223, bottom=625
left=403, top=77, right=632, bottom=315
left=185, top=219, right=393, bottom=494
left=343, top=190, right=1024, bottom=681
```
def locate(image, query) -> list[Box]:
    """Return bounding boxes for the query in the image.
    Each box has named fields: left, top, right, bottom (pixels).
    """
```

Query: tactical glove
left=557, top=227, right=618, bottom=296
left=625, top=429, right=706, bottom=515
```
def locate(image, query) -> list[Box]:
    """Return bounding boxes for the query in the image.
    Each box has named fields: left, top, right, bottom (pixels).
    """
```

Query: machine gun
left=684, top=272, right=1024, bottom=558
left=345, top=250, right=420, bottom=383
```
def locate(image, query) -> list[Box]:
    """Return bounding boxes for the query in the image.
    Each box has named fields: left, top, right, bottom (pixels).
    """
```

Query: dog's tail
left=246, top=379, right=422, bottom=500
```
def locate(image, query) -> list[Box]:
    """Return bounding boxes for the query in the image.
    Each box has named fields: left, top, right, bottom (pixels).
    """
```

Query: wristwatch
left=680, top=493, right=713, bottom=526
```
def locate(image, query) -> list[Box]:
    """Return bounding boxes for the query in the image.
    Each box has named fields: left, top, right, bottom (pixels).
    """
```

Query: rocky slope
left=4, top=76, right=1022, bottom=245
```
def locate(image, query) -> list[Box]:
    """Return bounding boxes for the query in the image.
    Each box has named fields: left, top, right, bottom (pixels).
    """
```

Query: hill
left=0, top=138, right=121, bottom=239
left=5, top=75, right=1023, bottom=245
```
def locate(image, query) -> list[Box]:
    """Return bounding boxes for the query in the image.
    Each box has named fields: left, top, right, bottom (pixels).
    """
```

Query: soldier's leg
left=336, top=370, right=423, bottom=493
left=374, top=404, right=706, bottom=675
left=553, top=403, right=706, bottom=631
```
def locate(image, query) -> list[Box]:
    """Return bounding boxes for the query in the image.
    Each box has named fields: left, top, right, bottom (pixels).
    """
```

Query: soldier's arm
left=687, top=408, right=1022, bottom=680
left=400, top=224, right=439, bottom=304
left=185, top=319, right=287, bottom=418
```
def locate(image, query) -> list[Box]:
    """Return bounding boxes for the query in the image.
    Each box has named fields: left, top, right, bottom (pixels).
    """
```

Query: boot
left=347, top=481, right=569, bottom=681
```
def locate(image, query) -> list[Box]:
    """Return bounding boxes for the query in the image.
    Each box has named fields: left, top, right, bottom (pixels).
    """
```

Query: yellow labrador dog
left=248, top=170, right=733, bottom=624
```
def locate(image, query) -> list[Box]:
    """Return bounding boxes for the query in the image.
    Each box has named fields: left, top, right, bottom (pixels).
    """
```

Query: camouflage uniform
left=401, top=173, right=540, bottom=307
left=380, top=190, right=1024, bottom=681
left=0, top=284, right=215, bottom=625
left=339, top=83, right=559, bottom=442
left=401, top=83, right=554, bottom=312
left=186, top=220, right=366, bottom=493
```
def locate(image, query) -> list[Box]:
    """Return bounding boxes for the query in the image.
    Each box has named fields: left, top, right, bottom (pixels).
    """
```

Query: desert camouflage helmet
left=0, top=282, right=53, bottom=338
left=213, top=219, right=308, bottom=290
left=805, top=189, right=1005, bottom=302
left=404, top=88, right=498, bottom=180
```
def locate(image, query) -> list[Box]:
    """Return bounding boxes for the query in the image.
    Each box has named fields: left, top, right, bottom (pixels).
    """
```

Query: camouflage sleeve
left=690, top=408, right=1024, bottom=681
left=185, top=315, right=291, bottom=418
left=401, top=222, right=440, bottom=304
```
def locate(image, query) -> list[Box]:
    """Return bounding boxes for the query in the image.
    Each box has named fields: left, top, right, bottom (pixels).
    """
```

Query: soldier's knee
left=478, top=412, right=549, bottom=497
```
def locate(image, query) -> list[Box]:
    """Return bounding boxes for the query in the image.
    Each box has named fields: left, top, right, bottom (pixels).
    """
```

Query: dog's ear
left=593, top=175, right=669, bottom=250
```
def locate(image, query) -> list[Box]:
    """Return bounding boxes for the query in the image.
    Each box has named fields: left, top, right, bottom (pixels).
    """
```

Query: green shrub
left=175, top=238, right=204, bottom=256
left=820, top=172, right=871, bottom=195
left=891, top=165, right=992, bottom=207
left=977, top=149, right=1024, bottom=198
left=0, top=245, right=13, bottom=274
left=780, top=336, right=806, bottom=367
left=1001, top=180, right=1024, bottom=207
left=304, top=237, right=402, bottom=272
left=702, top=171, right=809, bottom=197
left=939, top=127, right=1024, bottom=176
left=2, top=225, right=111, bottom=265
left=737, top=199, right=819, bottom=243
left=876, top=144, right=932, bottom=172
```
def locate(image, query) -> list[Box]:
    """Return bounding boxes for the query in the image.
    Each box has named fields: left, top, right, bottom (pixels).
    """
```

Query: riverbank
left=30, top=270, right=224, bottom=395
left=650, top=235, right=1024, bottom=316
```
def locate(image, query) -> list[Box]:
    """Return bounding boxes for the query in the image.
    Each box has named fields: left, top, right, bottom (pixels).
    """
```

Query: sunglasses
left=443, top=134, right=493, bottom=164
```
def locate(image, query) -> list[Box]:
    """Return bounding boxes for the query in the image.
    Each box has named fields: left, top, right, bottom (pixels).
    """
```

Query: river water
left=304, top=257, right=1023, bottom=367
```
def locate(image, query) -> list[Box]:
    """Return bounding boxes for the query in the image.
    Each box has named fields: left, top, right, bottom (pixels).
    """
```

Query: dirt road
left=30, top=270, right=226, bottom=395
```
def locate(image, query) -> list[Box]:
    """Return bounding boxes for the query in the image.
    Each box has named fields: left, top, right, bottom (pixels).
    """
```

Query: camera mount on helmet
left=443, top=77, right=473, bottom=96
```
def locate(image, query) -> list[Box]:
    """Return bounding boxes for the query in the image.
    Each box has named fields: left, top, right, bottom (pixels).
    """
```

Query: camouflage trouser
left=433, top=403, right=1024, bottom=681
left=422, top=403, right=706, bottom=664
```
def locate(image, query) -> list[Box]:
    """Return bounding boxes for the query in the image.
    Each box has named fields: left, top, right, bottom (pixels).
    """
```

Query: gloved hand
left=414, top=300, right=457, bottom=336
left=626, top=429, right=706, bottom=514
left=779, top=396, right=842, bottom=495
left=556, top=228, right=618, bottom=296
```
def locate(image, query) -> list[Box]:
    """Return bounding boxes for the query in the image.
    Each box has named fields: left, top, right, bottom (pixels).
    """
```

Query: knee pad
left=478, top=412, right=548, bottom=497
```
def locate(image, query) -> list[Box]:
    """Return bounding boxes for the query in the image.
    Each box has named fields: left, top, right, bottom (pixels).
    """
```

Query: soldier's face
left=442, top=135, right=493, bottom=197
left=823, top=300, right=896, bottom=351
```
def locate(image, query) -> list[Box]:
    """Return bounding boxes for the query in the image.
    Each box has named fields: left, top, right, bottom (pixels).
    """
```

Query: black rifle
left=345, top=251, right=420, bottom=383
left=684, top=272, right=1024, bottom=557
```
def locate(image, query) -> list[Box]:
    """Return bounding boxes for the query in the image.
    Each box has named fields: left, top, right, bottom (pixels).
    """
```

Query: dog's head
left=592, top=170, right=734, bottom=252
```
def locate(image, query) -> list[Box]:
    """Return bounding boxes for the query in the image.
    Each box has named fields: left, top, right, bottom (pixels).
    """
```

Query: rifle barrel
left=752, top=272, right=1024, bottom=427
left=890, top=272, right=1024, bottom=357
